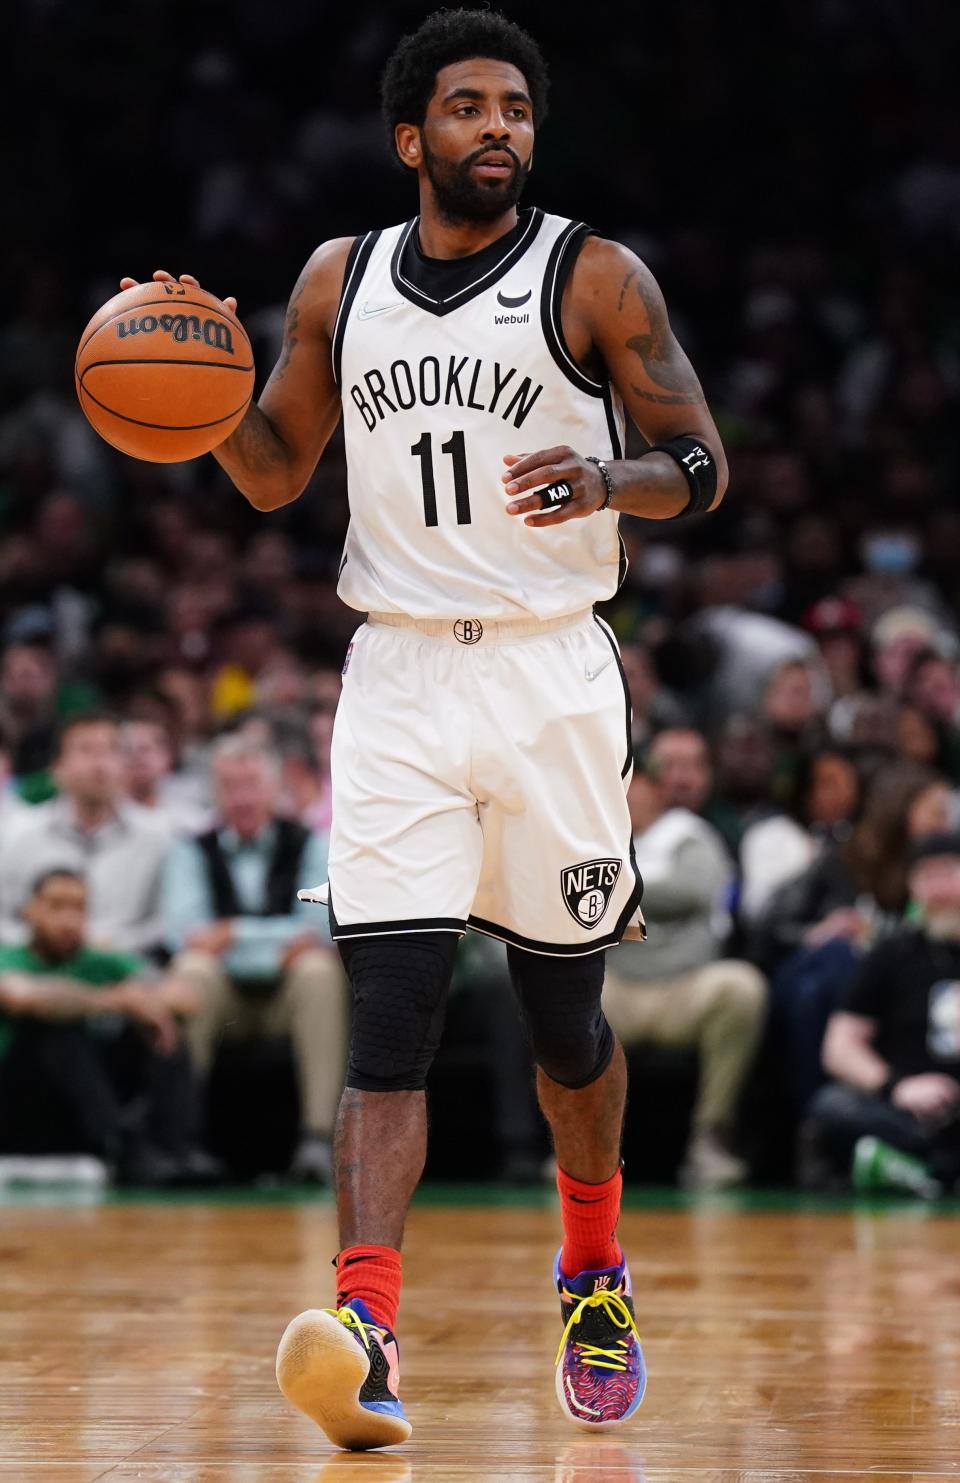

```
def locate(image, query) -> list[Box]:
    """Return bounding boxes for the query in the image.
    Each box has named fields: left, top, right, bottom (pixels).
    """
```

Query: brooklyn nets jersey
left=333, top=208, right=626, bottom=621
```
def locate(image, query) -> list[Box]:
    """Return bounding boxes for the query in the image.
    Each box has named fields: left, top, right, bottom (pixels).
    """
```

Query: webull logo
left=116, top=314, right=234, bottom=354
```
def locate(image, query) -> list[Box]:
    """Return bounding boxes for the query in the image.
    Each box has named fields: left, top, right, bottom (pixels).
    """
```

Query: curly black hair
left=381, top=8, right=550, bottom=159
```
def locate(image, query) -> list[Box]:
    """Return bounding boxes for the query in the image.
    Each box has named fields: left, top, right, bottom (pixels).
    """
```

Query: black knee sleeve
left=507, top=945, right=614, bottom=1089
left=339, top=932, right=459, bottom=1092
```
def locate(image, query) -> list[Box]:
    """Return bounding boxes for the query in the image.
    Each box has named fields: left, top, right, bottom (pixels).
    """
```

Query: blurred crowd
left=2, top=0, right=960, bottom=1195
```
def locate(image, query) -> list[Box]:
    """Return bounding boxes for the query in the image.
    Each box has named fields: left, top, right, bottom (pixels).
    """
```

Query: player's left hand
left=502, top=447, right=607, bottom=526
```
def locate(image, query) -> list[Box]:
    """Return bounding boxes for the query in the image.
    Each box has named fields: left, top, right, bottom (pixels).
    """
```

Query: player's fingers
left=151, top=270, right=175, bottom=282
left=119, top=277, right=139, bottom=290
left=505, top=493, right=545, bottom=515
left=224, top=296, right=238, bottom=314
left=502, top=453, right=529, bottom=466
left=502, top=446, right=569, bottom=481
left=524, top=493, right=594, bottom=527
left=524, top=506, right=578, bottom=527
left=179, top=273, right=199, bottom=285
left=504, top=466, right=565, bottom=495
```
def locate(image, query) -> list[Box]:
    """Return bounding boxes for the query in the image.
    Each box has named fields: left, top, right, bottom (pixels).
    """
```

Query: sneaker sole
left=276, top=1309, right=412, bottom=1451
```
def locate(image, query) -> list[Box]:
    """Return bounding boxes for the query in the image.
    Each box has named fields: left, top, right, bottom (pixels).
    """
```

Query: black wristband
left=585, top=455, right=615, bottom=511
left=646, top=434, right=717, bottom=518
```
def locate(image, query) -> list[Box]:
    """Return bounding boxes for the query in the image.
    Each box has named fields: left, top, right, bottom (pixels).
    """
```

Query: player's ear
left=395, top=123, right=421, bottom=170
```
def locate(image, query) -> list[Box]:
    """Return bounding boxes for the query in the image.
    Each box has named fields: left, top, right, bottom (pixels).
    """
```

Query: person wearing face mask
left=846, top=530, right=945, bottom=636
left=801, top=832, right=960, bottom=1196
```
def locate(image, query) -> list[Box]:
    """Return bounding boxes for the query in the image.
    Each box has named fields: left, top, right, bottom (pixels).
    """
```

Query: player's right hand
left=118, top=269, right=238, bottom=316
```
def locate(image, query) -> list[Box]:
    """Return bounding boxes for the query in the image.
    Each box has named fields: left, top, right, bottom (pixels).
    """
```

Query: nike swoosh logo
left=585, top=657, right=614, bottom=682
left=568, top=1193, right=607, bottom=1203
left=357, top=301, right=403, bottom=320
left=497, top=288, right=532, bottom=308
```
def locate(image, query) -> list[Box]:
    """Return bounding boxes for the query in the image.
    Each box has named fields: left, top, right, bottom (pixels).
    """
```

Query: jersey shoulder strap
left=331, top=228, right=383, bottom=385
left=539, top=217, right=603, bottom=397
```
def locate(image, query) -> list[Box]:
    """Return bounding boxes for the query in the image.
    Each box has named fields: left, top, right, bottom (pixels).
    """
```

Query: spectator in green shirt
left=0, top=867, right=211, bottom=1183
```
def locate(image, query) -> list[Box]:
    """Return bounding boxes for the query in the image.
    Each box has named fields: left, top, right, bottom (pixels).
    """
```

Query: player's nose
left=480, top=114, right=511, bottom=141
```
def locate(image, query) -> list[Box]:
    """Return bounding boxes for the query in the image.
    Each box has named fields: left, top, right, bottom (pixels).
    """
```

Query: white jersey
left=333, top=208, right=626, bottom=621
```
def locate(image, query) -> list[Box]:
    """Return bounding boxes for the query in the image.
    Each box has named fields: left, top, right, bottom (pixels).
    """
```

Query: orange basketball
left=75, top=282, right=255, bottom=462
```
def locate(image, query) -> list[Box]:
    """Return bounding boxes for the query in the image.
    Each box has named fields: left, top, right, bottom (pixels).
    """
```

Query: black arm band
left=645, top=434, right=718, bottom=517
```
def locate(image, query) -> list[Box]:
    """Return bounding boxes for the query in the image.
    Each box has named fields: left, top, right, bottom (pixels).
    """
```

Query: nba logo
left=342, top=642, right=354, bottom=677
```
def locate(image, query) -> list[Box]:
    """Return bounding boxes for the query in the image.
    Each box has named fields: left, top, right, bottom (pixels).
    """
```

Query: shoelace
left=555, top=1288, right=641, bottom=1372
left=323, top=1304, right=382, bottom=1353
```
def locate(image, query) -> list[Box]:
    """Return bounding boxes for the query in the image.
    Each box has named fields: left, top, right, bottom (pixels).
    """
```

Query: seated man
left=162, top=734, right=347, bottom=1181
left=0, top=868, right=206, bottom=1182
left=805, top=831, right=960, bottom=1195
left=0, top=712, right=173, bottom=957
left=603, top=757, right=767, bottom=1188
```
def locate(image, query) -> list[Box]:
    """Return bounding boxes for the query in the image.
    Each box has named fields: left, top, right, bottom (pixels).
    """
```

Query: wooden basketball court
left=2, top=1191, right=958, bottom=1480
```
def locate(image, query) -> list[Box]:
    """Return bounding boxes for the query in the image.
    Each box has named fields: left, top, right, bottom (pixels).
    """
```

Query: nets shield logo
left=561, top=858, right=622, bottom=929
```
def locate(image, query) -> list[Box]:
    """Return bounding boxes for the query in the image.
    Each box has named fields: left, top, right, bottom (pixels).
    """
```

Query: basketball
left=75, top=282, right=255, bottom=462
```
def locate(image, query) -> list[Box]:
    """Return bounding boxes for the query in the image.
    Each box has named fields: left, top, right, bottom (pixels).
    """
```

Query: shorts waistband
left=366, top=609, right=592, bottom=646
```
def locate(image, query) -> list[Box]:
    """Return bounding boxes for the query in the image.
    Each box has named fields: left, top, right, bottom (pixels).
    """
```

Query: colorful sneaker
left=554, top=1251, right=647, bottom=1428
left=276, top=1299, right=411, bottom=1451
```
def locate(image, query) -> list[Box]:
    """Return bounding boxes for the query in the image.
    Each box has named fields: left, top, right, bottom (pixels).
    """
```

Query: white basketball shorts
left=323, top=608, right=645, bottom=957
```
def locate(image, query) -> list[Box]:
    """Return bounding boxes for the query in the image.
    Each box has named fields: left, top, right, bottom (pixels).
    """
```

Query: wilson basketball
left=75, top=282, right=255, bottom=462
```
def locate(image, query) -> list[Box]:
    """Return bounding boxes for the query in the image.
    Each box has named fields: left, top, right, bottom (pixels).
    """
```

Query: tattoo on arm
left=272, top=266, right=309, bottom=384
left=625, top=268, right=705, bottom=407
left=228, top=403, right=287, bottom=471
left=617, top=269, right=636, bottom=311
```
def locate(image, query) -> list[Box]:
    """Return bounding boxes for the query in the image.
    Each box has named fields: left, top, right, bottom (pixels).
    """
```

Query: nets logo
left=116, top=314, right=235, bottom=354
left=561, top=858, right=622, bottom=929
left=454, top=618, right=483, bottom=645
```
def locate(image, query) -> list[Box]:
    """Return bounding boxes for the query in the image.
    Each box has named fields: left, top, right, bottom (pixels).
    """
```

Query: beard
left=420, top=137, right=530, bottom=225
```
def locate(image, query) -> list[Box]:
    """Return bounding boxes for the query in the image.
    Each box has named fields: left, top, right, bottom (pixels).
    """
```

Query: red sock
left=335, top=1244, right=402, bottom=1332
left=557, top=1166, right=623, bottom=1277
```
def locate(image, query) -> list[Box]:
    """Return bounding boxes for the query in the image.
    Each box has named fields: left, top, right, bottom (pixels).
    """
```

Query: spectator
left=706, top=713, right=777, bottom=856
left=761, top=658, right=827, bottom=801
left=758, top=763, right=952, bottom=1113
left=0, top=868, right=208, bottom=1183
left=0, top=721, right=28, bottom=844
left=0, top=638, right=96, bottom=799
left=739, top=748, right=861, bottom=923
left=803, top=832, right=960, bottom=1195
left=757, top=763, right=951, bottom=967
left=0, top=714, right=172, bottom=955
left=603, top=768, right=766, bottom=1189
left=644, top=727, right=713, bottom=817
left=803, top=597, right=866, bottom=704
left=121, top=719, right=211, bottom=835
left=162, top=735, right=346, bottom=1182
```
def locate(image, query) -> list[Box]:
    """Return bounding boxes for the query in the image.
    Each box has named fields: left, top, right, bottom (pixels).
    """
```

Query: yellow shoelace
left=555, top=1288, right=641, bottom=1372
left=324, top=1304, right=376, bottom=1351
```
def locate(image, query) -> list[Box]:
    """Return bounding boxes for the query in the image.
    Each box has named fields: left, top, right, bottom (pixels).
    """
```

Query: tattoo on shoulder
left=625, top=268, right=704, bottom=407
left=617, top=269, right=636, bottom=311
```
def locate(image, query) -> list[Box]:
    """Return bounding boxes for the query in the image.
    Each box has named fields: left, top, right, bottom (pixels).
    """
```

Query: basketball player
left=123, top=8, right=726, bottom=1450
